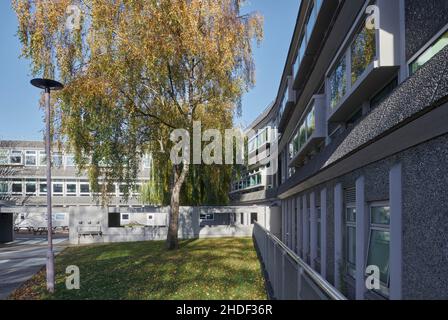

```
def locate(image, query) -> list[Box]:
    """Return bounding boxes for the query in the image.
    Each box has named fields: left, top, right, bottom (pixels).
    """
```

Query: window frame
left=25, top=150, right=38, bottom=166
left=200, top=213, right=214, bottom=221
left=345, top=203, right=356, bottom=279
left=79, top=182, right=91, bottom=196
left=52, top=181, right=64, bottom=196
left=408, top=23, right=448, bottom=75
left=0, top=149, right=9, bottom=165
left=10, top=150, right=23, bottom=165
left=366, top=201, right=391, bottom=296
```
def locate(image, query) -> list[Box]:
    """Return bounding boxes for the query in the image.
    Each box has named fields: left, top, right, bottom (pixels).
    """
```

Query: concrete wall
left=280, top=133, right=448, bottom=300
left=69, top=205, right=271, bottom=245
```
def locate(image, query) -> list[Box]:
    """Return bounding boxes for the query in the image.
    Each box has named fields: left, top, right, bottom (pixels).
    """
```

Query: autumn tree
left=13, top=0, right=262, bottom=249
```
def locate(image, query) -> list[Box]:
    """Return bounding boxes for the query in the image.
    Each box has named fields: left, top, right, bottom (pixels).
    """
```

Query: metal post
left=31, top=78, right=63, bottom=294
left=45, top=87, right=55, bottom=293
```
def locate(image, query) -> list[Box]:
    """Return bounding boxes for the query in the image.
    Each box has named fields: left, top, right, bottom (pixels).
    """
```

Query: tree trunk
left=166, top=161, right=189, bottom=250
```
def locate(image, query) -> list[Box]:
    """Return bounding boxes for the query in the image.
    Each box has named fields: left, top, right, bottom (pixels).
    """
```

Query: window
left=80, top=183, right=90, bottom=195
left=52, top=153, right=63, bottom=168
left=52, top=181, right=63, bottom=195
left=367, top=204, right=390, bottom=295
left=65, top=154, right=76, bottom=167
left=107, top=184, right=116, bottom=194
left=10, top=151, right=23, bottom=165
left=250, top=212, right=258, bottom=224
left=345, top=206, right=356, bottom=278
left=351, top=24, right=376, bottom=84
left=39, top=151, right=47, bottom=166
left=39, top=183, right=47, bottom=195
left=12, top=180, right=23, bottom=194
left=410, top=30, right=448, bottom=75
left=240, top=213, right=244, bottom=225
left=289, top=105, right=316, bottom=160
left=0, top=149, right=9, bottom=164
left=54, top=213, right=65, bottom=221
left=66, top=181, right=77, bottom=196
left=0, top=180, right=8, bottom=193
left=142, top=154, right=151, bottom=169
left=200, top=213, right=214, bottom=221
left=306, top=106, right=315, bottom=138
left=25, top=151, right=37, bottom=166
left=25, top=179, right=36, bottom=194
left=329, top=55, right=347, bottom=109
left=305, top=1, right=316, bottom=41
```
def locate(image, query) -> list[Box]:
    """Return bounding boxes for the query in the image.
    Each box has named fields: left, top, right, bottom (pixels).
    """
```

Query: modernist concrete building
left=0, top=141, right=272, bottom=244
left=243, top=0, right=448, bottom=300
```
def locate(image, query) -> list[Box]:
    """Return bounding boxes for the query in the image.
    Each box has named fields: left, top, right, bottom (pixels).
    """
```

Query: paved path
left=0, top=235, right=68, bottom=299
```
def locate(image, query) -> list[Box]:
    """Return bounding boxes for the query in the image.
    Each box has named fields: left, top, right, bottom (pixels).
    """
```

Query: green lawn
left=10, top=238, right=267, bottom=300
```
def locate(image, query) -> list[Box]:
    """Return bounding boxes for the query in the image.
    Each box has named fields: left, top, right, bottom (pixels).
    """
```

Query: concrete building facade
left=237, top=0, right=448, bottom=300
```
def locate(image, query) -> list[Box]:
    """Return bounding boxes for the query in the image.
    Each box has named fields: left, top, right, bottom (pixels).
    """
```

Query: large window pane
left=329, top=55, right=347, bottom=109
left=52, top=153, right=63, bottom=168
left=367, top=229, right=390, bottom=284
left=25, top=179, right=36, bottom=194
left=306, top=2, right=316, bottom=41
left=347, top=226, right=356, bottom=272
left=306, top=107, right=316, bottom=138
left=25, top=151, right=37, bottom=166
left=351, top=25, right=376, bottom=84
left=410, top=30, right=448, bottom=75
left=0, top=150, right=9, bottom=164
left=371, top=206, right=390, bottom=225
left=346, top=207, right=356, bottom=222
left=0, top=181, right=8, bottom=193
left=299, top=123, right=307, bottom=148
left=12, top=180, right=22, bottom=194
left=10, top=151, right=23, bottom=165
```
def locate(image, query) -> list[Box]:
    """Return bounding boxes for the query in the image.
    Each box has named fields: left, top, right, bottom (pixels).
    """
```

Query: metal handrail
left=254, top=222, right=347, bottom=300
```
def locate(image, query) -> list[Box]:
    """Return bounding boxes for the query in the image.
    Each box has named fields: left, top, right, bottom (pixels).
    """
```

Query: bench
left=77, top=225, right=103, bottom=244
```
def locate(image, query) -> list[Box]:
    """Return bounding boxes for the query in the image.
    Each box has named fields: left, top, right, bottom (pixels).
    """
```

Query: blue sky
left=0, top=1, right=299, bottom=140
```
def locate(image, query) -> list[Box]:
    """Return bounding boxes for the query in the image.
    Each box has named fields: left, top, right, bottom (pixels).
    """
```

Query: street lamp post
left=30, top=78, right=64, bottom=293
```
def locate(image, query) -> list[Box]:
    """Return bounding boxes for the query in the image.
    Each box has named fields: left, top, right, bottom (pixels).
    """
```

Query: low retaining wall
left=70, top=205, right=270, bottom=245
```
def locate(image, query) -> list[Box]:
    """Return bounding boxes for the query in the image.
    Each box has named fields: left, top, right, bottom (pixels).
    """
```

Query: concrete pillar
left=296, top=196, right=302, bottom=256
left=334, top=183, right=343, bottom=290
left=355, top=176, right=367, bottom=300
left=302, top=195, right=309, bottom=263
left=389, top=163, right=402, bottom=300
left=320, top=188, right=327, bottom=278
left=310, top=192, right=317, bottom=269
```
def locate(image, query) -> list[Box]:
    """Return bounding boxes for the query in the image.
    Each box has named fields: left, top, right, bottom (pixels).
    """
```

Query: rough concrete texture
left=405, top=0, right=448, bottom=60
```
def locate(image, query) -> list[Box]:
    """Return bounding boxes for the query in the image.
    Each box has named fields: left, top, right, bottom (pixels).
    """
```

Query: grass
left=9, top=237, right=267, bottom=300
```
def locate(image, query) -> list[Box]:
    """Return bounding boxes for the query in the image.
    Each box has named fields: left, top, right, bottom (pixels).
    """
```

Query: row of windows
left=0, top=149, right=152, bottom=169
left=329, top=23, right=376, bottom=109
left=248, top=127, right=270, bottom=153
left=288, top=105, right=316, bottom=160
left=283, top=195, right=391, bottom=298
left=0, top=149, right=77, bottom=167
left=232, top=170, right=263, bottom=192
left=0, top=179, right=144, bottom=197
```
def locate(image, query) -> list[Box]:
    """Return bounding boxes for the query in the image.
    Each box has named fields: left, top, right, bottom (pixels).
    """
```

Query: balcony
left=293, top=0, right=340, bottom=90
left=288, top=95, right=326, bottom=167
left=277, top=76, right=296, bottom=131
left=327, top=0, right=400, bottom=122
left=248, top=127, right=272, bottom=166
